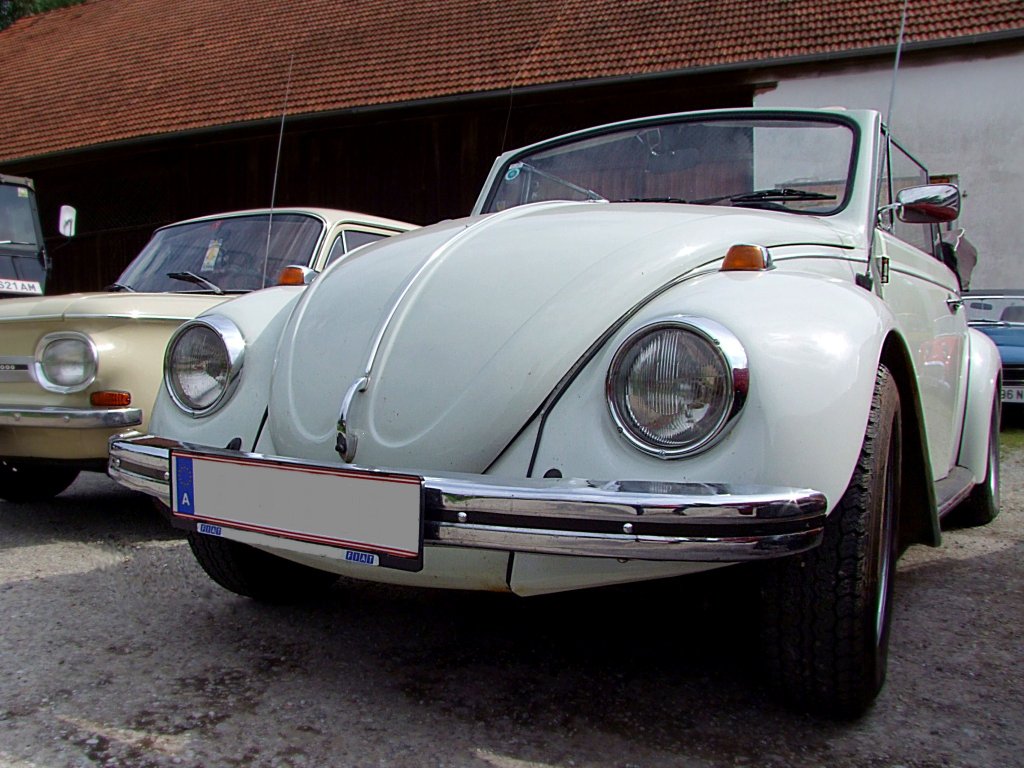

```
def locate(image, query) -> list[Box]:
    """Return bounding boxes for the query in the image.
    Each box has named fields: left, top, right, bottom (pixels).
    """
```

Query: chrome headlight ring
left=164, top=315, right=245, bottom=417
left=34, top=332, right=98, bottom=393
left=606, top=316, right=748, bottom=459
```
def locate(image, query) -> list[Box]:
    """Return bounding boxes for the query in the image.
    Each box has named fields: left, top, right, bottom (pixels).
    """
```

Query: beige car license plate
left=171, top=450, right=423, bottom=571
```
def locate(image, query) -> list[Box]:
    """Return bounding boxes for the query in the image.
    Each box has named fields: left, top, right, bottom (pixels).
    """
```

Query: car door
left=876, top=135, right=969, bottom=481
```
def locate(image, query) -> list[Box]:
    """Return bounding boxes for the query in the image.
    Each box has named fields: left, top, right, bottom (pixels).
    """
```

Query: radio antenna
left=262, top=54, right=294, bottom=287
left=501, top=10, right=561, bottom=152
left=885, top=0, right=910, bottom=133
left=863, top=0, right=910, bottom=292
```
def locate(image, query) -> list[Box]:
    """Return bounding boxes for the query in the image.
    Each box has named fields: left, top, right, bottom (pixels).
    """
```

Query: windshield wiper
left=167, top=271, right=224, bottom=295
left=106, top=282, right=135, bottom=292
left=0, top=240, right=36, bottom=245
left=509, top=162, right=606, bottom=202
left=693, top=188, right=838, bottom=205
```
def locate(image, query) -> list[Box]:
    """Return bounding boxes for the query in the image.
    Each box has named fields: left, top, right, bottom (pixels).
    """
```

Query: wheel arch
left=878, top=332, right=941, bottom=549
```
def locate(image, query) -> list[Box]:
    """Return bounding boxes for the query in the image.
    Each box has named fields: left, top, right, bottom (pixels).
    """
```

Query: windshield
left=0, top=183, right=40, bottom=246
left=484, top=115, right=857, bottom=215
left=117, top=213, right=324, bottom=293
left=965, top=294, right=1024, bottom=325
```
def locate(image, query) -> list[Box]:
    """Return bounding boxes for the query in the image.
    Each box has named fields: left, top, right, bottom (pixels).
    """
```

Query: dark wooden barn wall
left=2, top=77, right=752, bottom=294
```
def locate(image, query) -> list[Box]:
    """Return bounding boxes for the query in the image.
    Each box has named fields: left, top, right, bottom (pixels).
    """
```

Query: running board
left=934, top=466, right=975, bottom=518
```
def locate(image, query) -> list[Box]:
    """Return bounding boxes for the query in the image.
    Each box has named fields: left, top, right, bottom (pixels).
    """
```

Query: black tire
left=761, top=365, right=901, bottom=718
left=0, top=461, right=79, bottom=502
left=187, top=531, right=338, bottom=603
left=947, top=397, right=1000, bottom=528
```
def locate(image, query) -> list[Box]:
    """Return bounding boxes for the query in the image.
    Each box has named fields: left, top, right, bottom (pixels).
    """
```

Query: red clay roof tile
left=1, top=0, right=1022, bottom=162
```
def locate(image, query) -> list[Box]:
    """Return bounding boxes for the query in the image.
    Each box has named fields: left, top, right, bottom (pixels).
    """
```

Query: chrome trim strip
left=0, top=405, right=142, bottom=428
left=62, top=313, right=196, bottom=322
left=341, top=200, right=595, bottom=462
left=0, top=356, right=34, bottom=383
left=0, top=314, right=65, bottom=323
left=109, top=434, right=827, bottom=562
left=429, top=522, right=821, bottom=560
left=521, top=263, right=722, bottom=475
left=0, top=313, right=224, bottom=324
left=360, top=200, right=591, bottom=383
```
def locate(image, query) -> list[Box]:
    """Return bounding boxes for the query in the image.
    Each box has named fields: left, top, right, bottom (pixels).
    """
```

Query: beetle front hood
left=268, top=201, right=850, bottom=471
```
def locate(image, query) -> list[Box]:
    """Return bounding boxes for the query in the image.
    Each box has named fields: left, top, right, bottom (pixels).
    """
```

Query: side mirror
left=896, top=184, right=960, bottom=224
left=58, top=205, right=77, bottom=238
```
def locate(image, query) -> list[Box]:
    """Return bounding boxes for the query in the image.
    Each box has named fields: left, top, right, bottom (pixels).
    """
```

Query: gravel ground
left=1, top=438, right=1022, bottom=768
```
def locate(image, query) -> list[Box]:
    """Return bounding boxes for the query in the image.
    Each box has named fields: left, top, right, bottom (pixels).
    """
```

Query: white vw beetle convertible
left=109, top=108, right=1000, bottom=717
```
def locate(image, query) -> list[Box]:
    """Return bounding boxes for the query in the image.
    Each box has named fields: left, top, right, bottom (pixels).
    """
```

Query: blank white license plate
left=171, top=450, right=423, bottom=570
left=1002, top=387, right=1024, bottom=403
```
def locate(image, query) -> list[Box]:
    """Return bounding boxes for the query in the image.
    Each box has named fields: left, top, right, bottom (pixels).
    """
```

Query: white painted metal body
left=132, top=108, right=1000, bottom=595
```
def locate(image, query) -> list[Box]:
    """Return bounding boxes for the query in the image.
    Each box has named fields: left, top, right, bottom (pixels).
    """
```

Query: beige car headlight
left=165, top=316, right=245, bottom=416
left=606, top=317, right=748, bottom=458
left=34, top=332, right=98, bottom=393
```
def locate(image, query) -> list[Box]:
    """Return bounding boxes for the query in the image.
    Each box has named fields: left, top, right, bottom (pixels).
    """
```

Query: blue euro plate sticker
left=174, top=455, right=196, bottom=515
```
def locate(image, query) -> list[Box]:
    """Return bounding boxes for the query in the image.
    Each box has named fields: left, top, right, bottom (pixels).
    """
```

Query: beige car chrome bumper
left=1, top=405, right=142, bottom=429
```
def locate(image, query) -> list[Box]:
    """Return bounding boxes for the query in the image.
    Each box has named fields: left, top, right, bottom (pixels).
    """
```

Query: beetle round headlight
left=34, top=333, right=97, bottom=393
left=165, top=316, right=244, bottom=416
left=607, top=317, right=748, bottom=458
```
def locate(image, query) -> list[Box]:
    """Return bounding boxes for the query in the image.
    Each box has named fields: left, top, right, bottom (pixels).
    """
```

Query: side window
left=344, top=230, right=387, bottom=251
left=325, top=234, right=346, bottom=266
left=324, top=230, right=389, bottom=267
left=886, top=136, right=936, bottom=255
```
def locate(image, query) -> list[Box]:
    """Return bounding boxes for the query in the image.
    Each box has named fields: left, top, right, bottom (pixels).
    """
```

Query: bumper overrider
left=109, top=433, right=828, bottom=568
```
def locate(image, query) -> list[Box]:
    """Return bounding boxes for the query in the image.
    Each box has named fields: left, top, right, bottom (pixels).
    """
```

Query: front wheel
left=761, top=364, right=901, bottom=718
left=187, top=531, right=338, bottom=603
left=0, top=460, right=79, bottom=503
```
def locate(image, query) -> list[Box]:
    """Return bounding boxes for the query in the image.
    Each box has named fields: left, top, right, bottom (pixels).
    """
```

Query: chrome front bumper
left=109, top=433, right=828, bottom=562
left=0, top=405, right=142, bottom=429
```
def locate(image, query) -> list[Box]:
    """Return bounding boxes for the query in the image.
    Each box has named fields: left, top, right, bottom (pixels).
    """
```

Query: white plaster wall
left=755, top=49, right=1024, bottom=289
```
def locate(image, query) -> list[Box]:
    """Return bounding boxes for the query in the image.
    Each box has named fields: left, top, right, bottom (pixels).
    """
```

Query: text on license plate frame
left=170, top=449, right=424, bottom=572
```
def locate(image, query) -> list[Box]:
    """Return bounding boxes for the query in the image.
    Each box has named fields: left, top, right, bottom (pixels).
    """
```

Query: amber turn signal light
left=277, top=265, right=313, bottom=286
left=721, top=244, right=771, bottom=271
left=90, top=391, right=131, bottom=407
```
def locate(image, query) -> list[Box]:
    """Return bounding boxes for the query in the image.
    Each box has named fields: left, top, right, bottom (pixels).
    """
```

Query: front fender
left=958, top=327, right=1001, bottom=481
left=515, top=269, right=898, bottom=515
left=146, top=286, right=305, bottom=453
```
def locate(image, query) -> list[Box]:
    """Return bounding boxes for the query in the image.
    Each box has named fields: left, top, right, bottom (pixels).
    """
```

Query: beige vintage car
left=0, top=207, right=413, bottom=501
